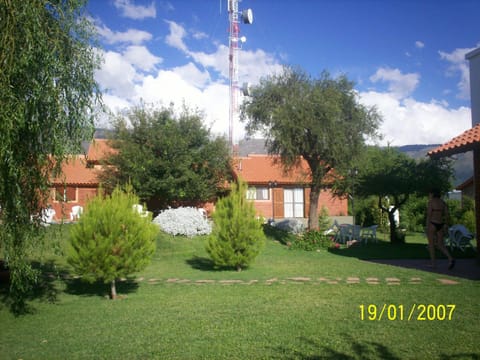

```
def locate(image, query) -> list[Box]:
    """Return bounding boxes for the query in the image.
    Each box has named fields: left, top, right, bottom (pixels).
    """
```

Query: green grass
left=0, top=225, right=479, bottom=359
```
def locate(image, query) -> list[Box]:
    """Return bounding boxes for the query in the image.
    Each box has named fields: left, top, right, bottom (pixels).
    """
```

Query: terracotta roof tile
left=233, top=155, right=338, bottom=185
left=428, top=123, right=480, bottom=158
left=86, top=139, right=116, bottom=163
left=51, top=156, right=99, bottom=186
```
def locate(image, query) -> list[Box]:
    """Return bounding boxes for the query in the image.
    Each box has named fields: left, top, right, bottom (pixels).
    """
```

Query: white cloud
left=96, top=50, right=137, bottom=98
left=123, top=45, right=163, bottom=72
left=173, top=63, right=211, bottom=88
left=96, top=20, right=284, bottom=141
left=359, top=90, right=471, bottom=146
left=97, top=24, right=152, bottom=45
left=165, top=20, right=188, bottom=52
left=415, top=41, right=425, bottom=49
left=192, top=31, right=208, bottom=40
left=370, top=67, right=420, bottom=99
left=114, top=0, right=156, bottom=20
left=439, top=46, right=477, bottom=100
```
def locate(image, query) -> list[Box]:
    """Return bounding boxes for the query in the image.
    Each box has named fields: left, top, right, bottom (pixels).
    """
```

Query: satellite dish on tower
left=242, top=9, right=253, bottom=24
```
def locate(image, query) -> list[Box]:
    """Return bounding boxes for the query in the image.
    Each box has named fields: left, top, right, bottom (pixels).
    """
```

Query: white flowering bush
left=152, top=207, right=212, bottom=237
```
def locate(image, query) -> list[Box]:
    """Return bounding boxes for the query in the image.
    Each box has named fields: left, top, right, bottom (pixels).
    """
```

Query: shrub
left=290, top=230, right=335, bottom=251
left=206, top=180, right=265, bottom=271
left=152, top=207, right=211, bottom=237
left=68, top=185, right=158, bottom=299
left=273, top=218, right=305, bottom=234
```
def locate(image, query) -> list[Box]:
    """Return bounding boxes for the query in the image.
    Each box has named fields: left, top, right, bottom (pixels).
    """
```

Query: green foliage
left=101, top=104, right=231, bottom=210
left=0, top=0, right=100, bottom=310
left=400, top=195, right=428, bottom=232
left=290, top=230, right=336, bottom=251
left=206, top=180, right=265, bottom=271
left=318, top=206, right=331, bottom=232
left=353, top=147, right=453, bottom=243
left=68, top=185, right=157, bottom=298
left=448, top=197, right=475, bottom=232
left=240, top=67, right=381, bottom=229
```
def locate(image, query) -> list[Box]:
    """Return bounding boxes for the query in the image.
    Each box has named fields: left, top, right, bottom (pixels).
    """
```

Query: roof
left=86, top=139, right=116, bottom=164
left=51, top=156, right=100, bottom=186
left=234, top=155, right=310, bottom=185
left=233, top=155, right=338, bottom=185
left=456, top=176, right=474, bottom=191
left=428, top=123, right=480, bottom=158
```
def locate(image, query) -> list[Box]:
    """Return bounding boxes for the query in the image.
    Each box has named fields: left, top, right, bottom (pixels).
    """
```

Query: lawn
left=0, top=225, right=478, bottom=359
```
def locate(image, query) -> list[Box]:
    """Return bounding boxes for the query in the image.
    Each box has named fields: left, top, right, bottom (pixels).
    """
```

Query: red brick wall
left=50, top=186, right=98, bottom=221
left=250, top=187, right=347, bottom=219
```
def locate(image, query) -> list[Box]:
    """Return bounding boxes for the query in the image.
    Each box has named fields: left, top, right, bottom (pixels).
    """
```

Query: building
left=233, top=154, right=348, bottom=221
left=49, top=139, right=113, bottom=221
left=428, top=46, right=480, bottom=254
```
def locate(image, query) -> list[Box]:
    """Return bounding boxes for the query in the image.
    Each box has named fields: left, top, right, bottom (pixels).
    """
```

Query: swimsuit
left=430, top=221, right=444, bottom=231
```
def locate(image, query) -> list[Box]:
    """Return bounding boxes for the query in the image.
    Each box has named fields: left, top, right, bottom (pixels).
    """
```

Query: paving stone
left=437, top=278, right=460, bottom=285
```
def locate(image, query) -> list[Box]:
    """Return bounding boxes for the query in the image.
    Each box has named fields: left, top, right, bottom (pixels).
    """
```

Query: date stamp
left=359, top=304, right=456, bottom=321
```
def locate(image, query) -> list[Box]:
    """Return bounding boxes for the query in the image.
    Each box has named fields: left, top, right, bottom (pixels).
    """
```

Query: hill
left=395, top=145, right=473, bottom=187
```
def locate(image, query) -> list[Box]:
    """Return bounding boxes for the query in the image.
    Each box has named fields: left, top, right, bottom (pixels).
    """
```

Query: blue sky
left=87, top=0, right=480, bottom=145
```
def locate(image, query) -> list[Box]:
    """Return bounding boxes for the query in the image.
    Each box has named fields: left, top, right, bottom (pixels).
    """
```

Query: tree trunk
left=110, top=279, right=117, bottom=300
left=308, top=186, right=320, bottom=230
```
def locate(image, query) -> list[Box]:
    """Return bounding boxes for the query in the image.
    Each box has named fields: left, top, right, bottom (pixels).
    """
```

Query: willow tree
left=0, top=0, right=100, bottom=310
left=240, top=67, right=381, bottom=229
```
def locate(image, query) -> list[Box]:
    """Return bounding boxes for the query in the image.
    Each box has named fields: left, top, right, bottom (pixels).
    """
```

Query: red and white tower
left=228, top=0, right=253, bottom=151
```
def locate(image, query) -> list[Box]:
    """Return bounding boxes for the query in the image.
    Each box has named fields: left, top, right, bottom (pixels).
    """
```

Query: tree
left=68, top=185, right=158, bottom=299
left=0, top=0, right=100, bottom=310
left=101, top=104, right=232, bottom=211
left=206, top=180, right=265, bottom=271
left=240, top=67, right=381, bottom=230
left=354, top=147, right=453, bottom=243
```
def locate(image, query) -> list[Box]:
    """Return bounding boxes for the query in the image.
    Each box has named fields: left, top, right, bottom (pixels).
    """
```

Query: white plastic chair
left=40, top=207, right=56, bottom=226
left=70, top=205, right=83, bottom=221
left=133, top=204, right=148, bottom=217
left=448, top=224, right=475, bottom=252
left=361, top=225, right=378, bottom=244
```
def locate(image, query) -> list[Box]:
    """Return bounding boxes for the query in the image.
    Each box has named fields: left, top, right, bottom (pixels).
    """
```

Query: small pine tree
left=68, top=185, right=158, bottom=299
left=206, top=179, right=265, bottom=271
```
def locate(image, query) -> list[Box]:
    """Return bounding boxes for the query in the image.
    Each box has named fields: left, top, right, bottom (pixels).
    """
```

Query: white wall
left=466, top=47, right=480, bottom=126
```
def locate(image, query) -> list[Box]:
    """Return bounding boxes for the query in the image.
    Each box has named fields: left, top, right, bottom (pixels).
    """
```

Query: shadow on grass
left=65, top=277, right=139, bottom=298
left=263, top=224, right=296, bottom=245
left=0, top=260, right=66, bottom=315
left=186, top=256, right=216, bottom=271
left=274, top=335, right=401, bottom=360
left=277, top=334, right=480, bottom=360
left=272, top=334, right=479, bottom=360
left=327, top=239, right=477, bottom=261
left=185, top=256, right=244, bottom=272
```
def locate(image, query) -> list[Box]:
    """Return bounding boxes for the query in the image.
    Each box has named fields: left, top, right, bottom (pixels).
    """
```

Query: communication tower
left=228, top=0, right=253, bottom=151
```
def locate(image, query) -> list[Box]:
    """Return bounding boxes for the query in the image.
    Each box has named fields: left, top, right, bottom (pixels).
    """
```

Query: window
left=284, top=188, right=304, bottom=218
left=54, top=186, right=77, bottom=202
left=246, top=187, right=269, bottom=200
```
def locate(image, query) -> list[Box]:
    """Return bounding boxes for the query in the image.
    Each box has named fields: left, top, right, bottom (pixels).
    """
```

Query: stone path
left=131, top=276, right=460, bottom=286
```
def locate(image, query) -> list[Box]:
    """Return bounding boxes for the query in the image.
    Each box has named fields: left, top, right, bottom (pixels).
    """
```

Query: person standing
left=426, top=189, right=455, bottom=269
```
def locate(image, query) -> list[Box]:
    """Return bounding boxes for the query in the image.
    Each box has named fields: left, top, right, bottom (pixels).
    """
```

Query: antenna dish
left=242, top=9, right=253, bottom=24
left=242, top=82, right=252, bottom=96
left=240, top=36, right=247, bottom=43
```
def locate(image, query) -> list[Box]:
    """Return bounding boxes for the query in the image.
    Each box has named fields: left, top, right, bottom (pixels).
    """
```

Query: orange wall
left=49, top=186, right=98, bottom=221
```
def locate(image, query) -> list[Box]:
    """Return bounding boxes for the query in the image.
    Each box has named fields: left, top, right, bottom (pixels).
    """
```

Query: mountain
left=395, top=145, right=473, bottom=187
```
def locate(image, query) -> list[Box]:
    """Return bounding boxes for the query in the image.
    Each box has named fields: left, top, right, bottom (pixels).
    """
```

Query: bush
left=290, top=230, right=336, bottom=251
left=152, top=207, right=211, bottom=237
left=272, top=218, right=305, bottom=234
left=206, top=180, right=265, bottom=271
left=68, top=185, right=158, bottom=299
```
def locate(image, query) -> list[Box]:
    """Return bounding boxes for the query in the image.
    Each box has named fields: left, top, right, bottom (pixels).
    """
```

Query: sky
left=87, top=0, right=480, bottom=146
